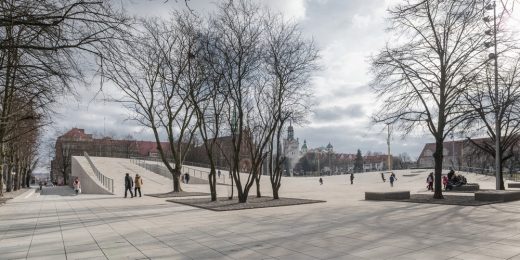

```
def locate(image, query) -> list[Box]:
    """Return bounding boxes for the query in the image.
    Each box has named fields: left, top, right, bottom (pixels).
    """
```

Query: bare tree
left=103, top=16, right=198, bottom=192
left=263, top=13, right=318, bottom=199
left=210, top=0, right=264, bottom=203
left=0, top=0, right=127, bottom=191
left=371, top=0, right=490, bottom=199
left=464, top=55, right=520, bottom=189
left=186, top=15, right=230, bottom=201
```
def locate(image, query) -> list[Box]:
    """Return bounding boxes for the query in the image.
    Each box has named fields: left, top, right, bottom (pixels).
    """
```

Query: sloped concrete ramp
left=71, top=156, right=174, bottom=196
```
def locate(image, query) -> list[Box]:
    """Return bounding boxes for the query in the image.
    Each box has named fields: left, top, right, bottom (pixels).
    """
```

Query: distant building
left=416, top=138, right=520, bottom=173
left=417, top=140, right=464, bottom=169
left=183, top=132, right=255, bottom=173
left=51, top=128, right=171, bottom=185
left=363, top=155, right=390, bottom=172
left=283, top=124, right=300, bottom=176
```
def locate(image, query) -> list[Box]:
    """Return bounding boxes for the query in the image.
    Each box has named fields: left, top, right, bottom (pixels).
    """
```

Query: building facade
left=51, top=128, right=171, bottom=185
left=416, top=138, right=520, bottom=173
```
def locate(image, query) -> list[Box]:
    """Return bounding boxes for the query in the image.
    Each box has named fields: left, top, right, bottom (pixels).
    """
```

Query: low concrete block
left=475, top=190, right=520, bottom=202
left=365, top=191, right=410, bottom=200
left=508, top=182, right=520, bottom=188
left=452, top=183, right=479, bottom=191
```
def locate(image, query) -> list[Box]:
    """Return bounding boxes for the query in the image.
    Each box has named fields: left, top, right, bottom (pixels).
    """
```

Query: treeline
left=101, top=0, right=318, bottom=202
left=0, top=0, right=127, bottom=196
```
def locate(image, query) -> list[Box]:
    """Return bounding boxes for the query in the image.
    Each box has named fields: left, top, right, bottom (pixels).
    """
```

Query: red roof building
left=51, top=128, right=171, bottom=185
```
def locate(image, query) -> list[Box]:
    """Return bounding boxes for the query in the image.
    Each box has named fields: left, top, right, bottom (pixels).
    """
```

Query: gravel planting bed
left=167, top=196, right=325, bottom=211
left=147, top=191, right=210, bottom=198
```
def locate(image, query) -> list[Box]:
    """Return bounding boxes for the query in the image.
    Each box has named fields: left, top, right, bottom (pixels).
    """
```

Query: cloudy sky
left=45, top=0, right=440, bottom=164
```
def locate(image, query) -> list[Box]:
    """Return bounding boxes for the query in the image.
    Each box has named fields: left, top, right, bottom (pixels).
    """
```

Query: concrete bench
left=508, top=183, right=520, bottom=189
left=475, top=190, right=520, bottom=202
left=365, top=191, right=410, bottom=201
left=451, top=183, right=479, bottom=192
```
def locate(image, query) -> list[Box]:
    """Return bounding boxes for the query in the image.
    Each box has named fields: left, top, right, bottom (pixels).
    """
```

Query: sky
left=43, top=0, right=448, bottom=167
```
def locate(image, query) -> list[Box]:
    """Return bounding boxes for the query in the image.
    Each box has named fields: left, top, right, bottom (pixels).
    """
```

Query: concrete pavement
left=2, top=168, right=520, bottom=259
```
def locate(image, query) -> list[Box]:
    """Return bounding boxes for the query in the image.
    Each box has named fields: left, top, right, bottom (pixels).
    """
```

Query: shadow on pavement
left=40, top=186, right=76, bottom=196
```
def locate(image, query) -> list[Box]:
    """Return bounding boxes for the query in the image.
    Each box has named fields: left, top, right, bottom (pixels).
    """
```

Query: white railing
left=130, top=157, right=229, bottom=184
left=84, top=152, right=114, bottom=193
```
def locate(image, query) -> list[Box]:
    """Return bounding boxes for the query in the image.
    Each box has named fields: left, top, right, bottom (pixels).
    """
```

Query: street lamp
left=386, top=123, right=392, bottom=172
left=451, top=133, right=455, bottom=169
left=484, top=0, right=501, bottom=190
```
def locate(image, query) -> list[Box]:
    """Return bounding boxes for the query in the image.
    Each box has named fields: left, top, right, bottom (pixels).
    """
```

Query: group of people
left=381, top=172, right=397, bottom=187
left=124, top=173, right=143, bottom=198
left=317, top=172, right=397, bottom=187
left=426, top=169, right=467, bottom=191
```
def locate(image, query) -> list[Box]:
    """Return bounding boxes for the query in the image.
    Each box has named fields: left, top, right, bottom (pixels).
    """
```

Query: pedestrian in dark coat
left=185, top=173, right=190, bottom=184
left=350, top=173, right=354, bottom=185
left=125, top=173, right=134, bottom=198
left=389, top=173, right=397, bottom=187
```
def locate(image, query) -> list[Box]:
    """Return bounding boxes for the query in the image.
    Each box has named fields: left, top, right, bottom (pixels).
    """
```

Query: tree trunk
left=0, top=163, right=3, bottom=197
left=6, top=164, right=12, bottom=192
left=238, top=192, right=247, bottom=203
left=209, top=167, right=217, bottom=201
left=255, top=175, right=261, bottom=198
left=433, top=138, right=444, bottom=199
left=499, top=161, right=505, bottom=190
left=13, top=171, right=18, bottom=191
left=26, top=170, right=31, bottom=188
left=171, top=163, right=184, bottom=192
left=172, top=174, right=181, bottom=192
left=272, top=183, right=280, bottom=199
left=228, top=165, right=234, bottom=200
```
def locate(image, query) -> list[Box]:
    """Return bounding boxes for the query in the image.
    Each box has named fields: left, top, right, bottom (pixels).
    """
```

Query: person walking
left=73, top=177, right=81, bottom=195
left=218, top=170, right=221, bottom=178
left=185, top=173, right=190, bottom=184
left=125, top=173, right=134, bottom=198
left=442, top=175, right=449, bottom=190
left=389, top=173, right=397, bottom=187
left=350, top=173, right=354, bottom=185
left=427, top=172, right=434, bottom=191
left=134, top=174, right=143, bottom=197
left=381, top=172, right=386, bottom=182
left=319, top=177, right=323, bottom=185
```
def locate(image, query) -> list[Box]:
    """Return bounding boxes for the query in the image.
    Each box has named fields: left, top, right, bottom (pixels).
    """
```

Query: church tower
left=301, top=140, right=308, bottom=154
left=287, top=124, right=294, bottom=140
left=283, top=123, right=300, bottom=176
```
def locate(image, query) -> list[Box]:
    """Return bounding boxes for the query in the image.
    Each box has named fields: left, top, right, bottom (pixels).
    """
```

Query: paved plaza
left=2, top=163, right=520, bottom=259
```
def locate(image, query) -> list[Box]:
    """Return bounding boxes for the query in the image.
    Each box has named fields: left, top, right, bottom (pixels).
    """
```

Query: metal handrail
left=130, top=157, right=228, bottom=184
left=84, top=152, right=114, bottom=193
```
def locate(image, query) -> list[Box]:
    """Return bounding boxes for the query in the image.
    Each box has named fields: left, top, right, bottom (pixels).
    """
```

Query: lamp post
left=484, top=1, right=501, bottom=190
left=451, top=133, right=455, bottom=169
left=386, top=123, right=392, bottom=172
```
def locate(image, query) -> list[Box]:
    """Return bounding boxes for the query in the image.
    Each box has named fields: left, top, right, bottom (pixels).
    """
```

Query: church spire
left=287, top=121, right=294, bottom=140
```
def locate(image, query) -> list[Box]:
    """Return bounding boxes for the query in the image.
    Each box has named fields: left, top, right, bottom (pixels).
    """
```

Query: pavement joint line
left=55, top=201, right=68, bottom=260
left=65, top=198, right=109, bottom=260
left=23, top=189, right=36, bottom=199
left=81, top=198, right=151, bottom=259
left=94, top=198, right=195, bottom=259
left=25, top=197, right=44, bottom=259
